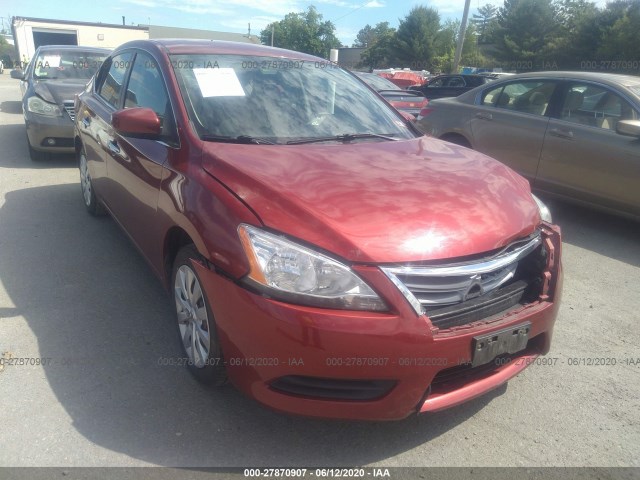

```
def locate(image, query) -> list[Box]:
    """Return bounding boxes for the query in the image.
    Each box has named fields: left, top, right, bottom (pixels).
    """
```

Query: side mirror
left=10, top=69, right=24, bottom=80
left=112, top=107, right=161, bottom=139
left=616, top=119, right=640, bottom=138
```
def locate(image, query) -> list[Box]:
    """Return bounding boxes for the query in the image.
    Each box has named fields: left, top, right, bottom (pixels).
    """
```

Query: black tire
left=441, top=135, right=472, bottom=149
left=78, top=146, right=106, bottom=216
left=172, top=244, right=227, bottom=386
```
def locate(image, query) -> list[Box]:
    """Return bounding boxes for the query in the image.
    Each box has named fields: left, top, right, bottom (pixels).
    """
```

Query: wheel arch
left=163, top=226, right=197, bottom=289
left=439, top=132, right=473, bottom=148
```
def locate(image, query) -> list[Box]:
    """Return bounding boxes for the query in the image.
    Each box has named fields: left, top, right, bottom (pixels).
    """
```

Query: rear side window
left=97, top=53, right=133, bottom=109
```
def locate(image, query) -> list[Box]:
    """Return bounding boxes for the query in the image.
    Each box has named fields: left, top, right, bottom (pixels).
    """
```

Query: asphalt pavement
left=0, top=72, right=639, bottom=470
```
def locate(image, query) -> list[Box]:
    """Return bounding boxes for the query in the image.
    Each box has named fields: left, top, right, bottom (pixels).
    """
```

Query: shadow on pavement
left=537, top=194, right=640, bottom=268
left=0, top=183, right=502, bottom=467
left=0, top=100, right=22, bottom=114
left=0, top=123, right=76, bottom=169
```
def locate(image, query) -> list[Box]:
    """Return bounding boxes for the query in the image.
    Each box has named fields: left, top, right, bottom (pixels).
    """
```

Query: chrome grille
left=63, top=101, right=75, bottom=121
left=382, top=234, right=542, bottom=317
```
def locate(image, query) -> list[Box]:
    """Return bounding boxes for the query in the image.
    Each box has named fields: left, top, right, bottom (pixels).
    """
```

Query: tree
left=493, top=0, right=561, bottom=69
left=550, top=0, right=600, bottom=68
left=597, top=0, right=640, bottom=63
left=260, top=6, right=342, bottom=58
left=471, top=4, right=498, bottom=43
left=356, top=22, right=396, bottom=69
left=392, top=6, right=441, bottom=71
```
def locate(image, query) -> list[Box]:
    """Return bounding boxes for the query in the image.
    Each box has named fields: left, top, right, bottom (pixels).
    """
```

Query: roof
left=120, top=39, right=323, bottom=61
left=33, top=45, right=111, bottom=54
left=148, top=25, right=259, bottom=44
left=514, top=70, right=640, bottom=86
left=12, top=16, right=148, bottom=31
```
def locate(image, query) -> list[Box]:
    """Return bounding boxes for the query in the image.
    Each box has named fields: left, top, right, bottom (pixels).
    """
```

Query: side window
left=495, top=81, right=556, bottom=116
left=481, top=85, right=504, bottom=106
left=124, top=52, right=169, bottom=118
left=561, top=83, right=638, bottom=130
left=97, top=53, right=133, bottom=109
left=428, top=78, right=445, bottom=88
left=447, top=77, right=465, bottom=87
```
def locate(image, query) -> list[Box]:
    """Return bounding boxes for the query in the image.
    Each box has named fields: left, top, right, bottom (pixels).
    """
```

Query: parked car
left=75, top=39, right=562, bottom=421
left=409, top=74, right=489, bottom=100
left=416, top=71, right=640, bottom=220
left=13, top=45, right=110, bottom=161
left=355, top=72, right=428, bottom=118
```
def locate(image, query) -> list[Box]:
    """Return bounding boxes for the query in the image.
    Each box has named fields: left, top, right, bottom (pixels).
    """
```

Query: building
left=11, top=16, right=261, bottom=63
left=11, top=17, right=148, bottom=61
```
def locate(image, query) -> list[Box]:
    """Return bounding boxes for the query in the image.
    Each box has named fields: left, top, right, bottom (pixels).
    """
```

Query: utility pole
left=271, top=25, right=274, bottom=47
left=453, top=0, right=471, bottom=73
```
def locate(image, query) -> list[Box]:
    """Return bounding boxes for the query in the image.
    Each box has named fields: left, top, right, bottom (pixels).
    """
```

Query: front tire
left=172, top=245, right=227, bottom=386
left=79, top=147, right=106, bottom=216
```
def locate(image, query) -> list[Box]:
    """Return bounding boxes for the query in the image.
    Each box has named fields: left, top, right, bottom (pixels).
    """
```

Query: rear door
left=469, top=79, right=560, bottom=182
left=536, top=81, right=640, bottom=217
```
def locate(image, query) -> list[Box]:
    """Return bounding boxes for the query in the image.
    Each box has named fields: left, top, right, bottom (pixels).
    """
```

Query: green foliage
left=392, top=6, right=441, bottom=70
left=259, top=6, right=342, bottom=58
left=355, top=22, right=396, bottom=69
left=471, top=4, right=498, bottom=43
left=493, top=0, right=560, bottom=67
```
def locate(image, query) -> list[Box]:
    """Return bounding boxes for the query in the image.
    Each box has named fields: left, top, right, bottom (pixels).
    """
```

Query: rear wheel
left=172, top=245, right=227, bottom=386
left=79, top=147, right=106, bottom=216
left=441, top=134, right=471, bottom=149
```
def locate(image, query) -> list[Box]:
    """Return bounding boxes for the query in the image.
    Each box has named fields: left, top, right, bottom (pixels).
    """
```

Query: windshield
left=171, top=54, right=415, bottom=144
left=33, top=50, right=108, bottom=80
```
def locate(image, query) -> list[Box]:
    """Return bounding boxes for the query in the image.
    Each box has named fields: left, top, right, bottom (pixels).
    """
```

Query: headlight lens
left=27, top=96, right=62, bottom=117
left=238, top=224, right=387, bottom=311
left=532, top=194, right=552, bottom=223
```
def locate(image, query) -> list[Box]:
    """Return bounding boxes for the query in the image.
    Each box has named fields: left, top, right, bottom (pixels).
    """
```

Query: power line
left=332, top=0, right=378, bottom=23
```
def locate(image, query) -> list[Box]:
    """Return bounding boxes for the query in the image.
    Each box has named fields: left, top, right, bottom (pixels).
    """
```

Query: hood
left=34, top=80, right=87, bottom=105
left=202, top=137, right=540, bottom=264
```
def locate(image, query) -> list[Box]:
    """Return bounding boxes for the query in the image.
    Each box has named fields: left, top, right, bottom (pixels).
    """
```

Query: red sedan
left=74, top=39, right=562, bottom=421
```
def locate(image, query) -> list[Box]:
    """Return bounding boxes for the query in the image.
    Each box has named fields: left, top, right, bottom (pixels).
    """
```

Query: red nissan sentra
left=74, top=40, right=562, bottom=421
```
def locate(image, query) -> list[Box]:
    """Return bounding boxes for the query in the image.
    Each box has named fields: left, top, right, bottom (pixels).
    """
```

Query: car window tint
left=125, top=52, right=170, bottom=120
left=481, top=85, right=504, bottom=106
left=561, top=83, right=638, bottom=130
left=97, top=53, right=133, bottom=109
left=447, top=77, right=465, bottom=87
left=495, top=81, right=555, bottom=116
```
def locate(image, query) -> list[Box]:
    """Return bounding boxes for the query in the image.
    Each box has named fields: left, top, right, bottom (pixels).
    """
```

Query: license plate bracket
left=471, top=322, right=531, bottom=367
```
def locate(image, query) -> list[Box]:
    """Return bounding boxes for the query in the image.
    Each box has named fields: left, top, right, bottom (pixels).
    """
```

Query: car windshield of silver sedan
left=33, top=51, right=108, bottom=80
left=171, top=54, right=415, bottom=145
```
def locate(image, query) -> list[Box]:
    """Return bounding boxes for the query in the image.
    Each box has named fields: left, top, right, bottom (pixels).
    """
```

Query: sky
left=2, top=0, right=609, bottom=46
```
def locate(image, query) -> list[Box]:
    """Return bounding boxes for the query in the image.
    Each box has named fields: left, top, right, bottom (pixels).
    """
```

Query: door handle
left=475, top=112, right=492, bottom=120
left=548, top=128, right=573, bottom=139
left=108, top=140, right=121, bottom=155
left=81, top=117, right=91, bottom=129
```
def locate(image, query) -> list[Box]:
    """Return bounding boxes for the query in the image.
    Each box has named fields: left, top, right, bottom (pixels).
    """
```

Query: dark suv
left=13, top=45, right=110, bottom=161
left=409, top=74, right=489, bottom=100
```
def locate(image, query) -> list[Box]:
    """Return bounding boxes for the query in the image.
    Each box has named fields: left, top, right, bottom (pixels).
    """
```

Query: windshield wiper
left=286, top=133, right=398, bottom=145
left=201, top=134, right=276, bottom=145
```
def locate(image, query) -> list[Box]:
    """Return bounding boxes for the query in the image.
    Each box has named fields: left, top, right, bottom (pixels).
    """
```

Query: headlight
left=27, top=96, right=62, bottom=117
left=532, top=194, right=552, bottom=223
left=238, top=224, right=387, bottom=311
